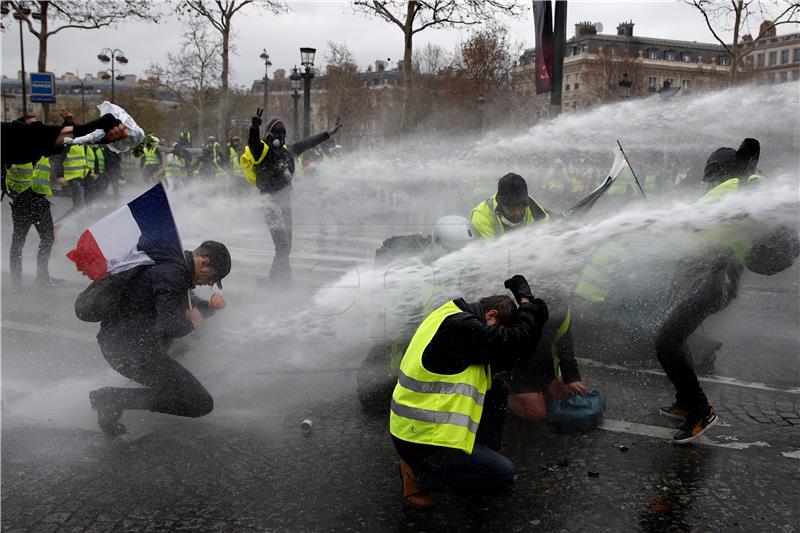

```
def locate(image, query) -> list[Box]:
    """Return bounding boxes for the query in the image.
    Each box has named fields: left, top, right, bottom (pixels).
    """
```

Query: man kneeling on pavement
left=390, top=274, right=549, bottom=508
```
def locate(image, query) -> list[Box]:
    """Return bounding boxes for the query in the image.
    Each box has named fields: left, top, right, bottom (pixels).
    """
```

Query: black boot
left=89, top=387, right=127, bottom=437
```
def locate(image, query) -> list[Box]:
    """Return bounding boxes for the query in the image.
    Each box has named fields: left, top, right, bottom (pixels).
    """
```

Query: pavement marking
left=578, top=357, right=800, bottom=395
left=781, top=450, right=800, bottom=460
left=600, top=418, right=778, bottom=453
left=2, top=320, right=96, bottom=343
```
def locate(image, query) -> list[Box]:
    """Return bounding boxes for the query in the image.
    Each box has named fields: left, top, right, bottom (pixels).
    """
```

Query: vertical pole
left=303, top=69, right=311, bottom=138
left=292, top=91, right=300, bottom=141
left=111, top=54, right=116, bottom=104
left=262, top=66, right=268, bottom=115
left=550, top=0, right=568, bottom=115
left=19, top=18, right=28, bottom=115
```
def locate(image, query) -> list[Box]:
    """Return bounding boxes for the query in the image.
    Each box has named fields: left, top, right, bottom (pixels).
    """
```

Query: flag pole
left=616, top=140, right=646, bottom=199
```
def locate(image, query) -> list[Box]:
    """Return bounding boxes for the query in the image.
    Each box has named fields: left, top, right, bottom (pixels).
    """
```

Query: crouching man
left=390, top=275, right=548, bottom=508
left=89, top=241, right=231, bottom=437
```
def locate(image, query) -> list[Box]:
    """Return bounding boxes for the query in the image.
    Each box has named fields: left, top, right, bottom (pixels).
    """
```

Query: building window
left=572, top=46, right=580, bottom=56
left=665, top=50, right=676, bottom=61
left=648, top=49, right=658, bottom=60
left=682, top=79, right=690, bottom=90
left=794, top=48, right=800, bottom=63
left=667, top=78, right=675, bottom=87
left=781, top=49, right=790, bottom=64
left=649, top=76, right=658, bottom=89
left=719, top=55, right=731, bottom=65
left=681, top=52, right=692, bottom=62
left=780, top=71, right=788, bottom=82
left=757, top=53, right=765, bottom=66
left=769, top=51, right=777, bottom=65
left=794, top=70, right=800, bottom=81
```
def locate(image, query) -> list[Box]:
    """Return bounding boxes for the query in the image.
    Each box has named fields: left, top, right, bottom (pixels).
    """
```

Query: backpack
left=74, top=266, right=148, bottom=322
left=545, top=390, right=606, bottom=433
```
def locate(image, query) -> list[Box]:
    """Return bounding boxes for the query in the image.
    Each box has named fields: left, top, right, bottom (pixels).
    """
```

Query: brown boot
left=399, top=459, right=433, bottom=509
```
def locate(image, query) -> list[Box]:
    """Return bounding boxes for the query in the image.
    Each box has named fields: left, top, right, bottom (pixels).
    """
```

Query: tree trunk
left=730, top=0, right=743, bottom=83
left=400, top=2, right=415, bottom=132
left=220, top=26, right=230, bottom=140
left=37, top=1, right=50, bottom=122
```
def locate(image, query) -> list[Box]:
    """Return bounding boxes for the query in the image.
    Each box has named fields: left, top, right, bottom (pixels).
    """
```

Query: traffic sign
left=30, top=72, right=55, bottom=104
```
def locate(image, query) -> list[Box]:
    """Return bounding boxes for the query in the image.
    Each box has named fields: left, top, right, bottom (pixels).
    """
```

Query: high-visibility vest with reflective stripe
left=180, top=130, right=191, bottom=144
left=575, top=241, right=625, bottom=303
left=698, top=174, right=763, bottom=264
left=390, top=300, right=491, bottom=454
left=95, top=146, right=105, bottom=173
left=143, top=146, right=160, bottom=166
left=229, top=146, right=243, bottom=176
left=470, top=194, right=549, bottom=239
left=6, top=156, right=52, bottom=196
left=240, top=142, right=290, bottom=187
left=644, top=175, right=657, bottom=194
left=63, top=145, right=87, bottom=181
left=165, top=153, right=187, bottom=178
left=86, top=145, right=96, bottom=174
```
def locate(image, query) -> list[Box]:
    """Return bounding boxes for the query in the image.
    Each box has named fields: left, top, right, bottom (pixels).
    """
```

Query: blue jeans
left=413, top=380, right=516, bottom=493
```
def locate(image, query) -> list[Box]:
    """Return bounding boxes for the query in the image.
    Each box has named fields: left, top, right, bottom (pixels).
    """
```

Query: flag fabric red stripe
left=65, top=230, right=107, bottom=280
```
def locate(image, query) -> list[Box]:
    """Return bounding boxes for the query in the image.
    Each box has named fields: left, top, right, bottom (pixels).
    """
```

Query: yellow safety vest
left=698, top=174, right=763, bottom=264
left=390, top=300, right=491, bottom=454
left=574, top=241, right=626, bottom=304
left=143, top=146, right=160, bottom=166
left=470, top=194, right=549, bottom=239
left=63, top=144, right=88, bottom=181
left=6, top=156, right=53, bottom=196
left=240, top=141, right=290, bottom=187
left=95, top=146, right=105, bottom=174
left=165, top=153, right=186, bottom=178
left=229, top=146, right=243, bottom=176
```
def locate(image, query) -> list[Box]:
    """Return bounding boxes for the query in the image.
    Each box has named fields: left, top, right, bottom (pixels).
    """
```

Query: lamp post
left=618, top=72, right=632, bottom=99
left=300, top=47, right=316, bottom=138
left=97, top=48, right=128, bottom=103
left=6, top=4, right=32, bottom=114
left=259, top=49, right=272, bottom=115
left=289, top=66, right=302, bottom=142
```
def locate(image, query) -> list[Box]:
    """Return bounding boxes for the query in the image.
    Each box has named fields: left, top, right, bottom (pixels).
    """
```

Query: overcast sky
left=1, top=0, right=796, bottom=87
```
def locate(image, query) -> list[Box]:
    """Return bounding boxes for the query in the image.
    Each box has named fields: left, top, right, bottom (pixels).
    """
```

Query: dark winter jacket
left=97, top=248, right=210, bottom=348
left=420, top=298, right=548, bottom=375
left=247, top=126, right=330, bottom=193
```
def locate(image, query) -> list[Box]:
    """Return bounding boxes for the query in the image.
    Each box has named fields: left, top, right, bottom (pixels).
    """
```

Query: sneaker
left=672, top=406, right=717, bottom=444
left=89, top=388, right=127, bottom=438
left=399, top=460, right=433, bottom=509
left=658, top=404, right=689, bottom=421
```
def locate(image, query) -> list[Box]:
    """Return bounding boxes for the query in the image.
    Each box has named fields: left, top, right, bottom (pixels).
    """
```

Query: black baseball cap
left=200, top=240, right=231, bottom=289
left=496, top=173, right=529, bottom=207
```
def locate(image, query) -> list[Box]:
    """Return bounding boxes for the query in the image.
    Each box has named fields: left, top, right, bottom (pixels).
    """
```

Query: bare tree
left=146, top=18, right=222, bottom=139
left=321, top=41, right=369, bottom=145
left=413, top=42, right=451, bottom=74
left=685, top=0, right=800, bottom=81
left=177, top=0, right=286, bottom=137
left=3, top=0, right=161, bottom=120
left=353, top=0, right=522, bottom=131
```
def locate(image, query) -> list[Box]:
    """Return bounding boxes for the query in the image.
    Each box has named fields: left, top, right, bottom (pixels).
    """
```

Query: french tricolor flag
left=66, top=183, right=183, bottom=280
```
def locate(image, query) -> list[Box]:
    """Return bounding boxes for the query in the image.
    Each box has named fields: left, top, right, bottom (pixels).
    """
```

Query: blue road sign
left=30, top=72, right=55, bottom=104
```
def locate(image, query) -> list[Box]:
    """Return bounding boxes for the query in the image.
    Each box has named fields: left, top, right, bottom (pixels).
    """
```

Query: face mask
left=500, top=214, right=523, bottom=228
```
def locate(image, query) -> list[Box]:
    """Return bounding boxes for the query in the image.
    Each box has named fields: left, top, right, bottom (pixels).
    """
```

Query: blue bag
left=545, top=390, right=606, bottom=432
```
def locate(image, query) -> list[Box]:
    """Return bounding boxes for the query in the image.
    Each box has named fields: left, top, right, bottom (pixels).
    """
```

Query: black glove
left=504, top=274, right=534, bottom=304
left=251, top=108, right=263, bottom=129
left=528, top=297, right=549, bottom=324
left=74, top=113, right=120, bottom=139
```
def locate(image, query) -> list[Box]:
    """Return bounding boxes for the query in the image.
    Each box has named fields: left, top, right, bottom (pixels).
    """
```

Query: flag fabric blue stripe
left=128, top=183, right=183, bottom=256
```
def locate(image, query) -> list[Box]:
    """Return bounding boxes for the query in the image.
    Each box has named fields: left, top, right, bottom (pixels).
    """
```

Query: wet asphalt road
left=2, top=194, right=799, bottom=532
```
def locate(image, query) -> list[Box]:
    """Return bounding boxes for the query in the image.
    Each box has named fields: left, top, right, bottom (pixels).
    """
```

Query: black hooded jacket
left=247, top=125, right=330, bottom=193
left=97, top=249, right=210, bottom=348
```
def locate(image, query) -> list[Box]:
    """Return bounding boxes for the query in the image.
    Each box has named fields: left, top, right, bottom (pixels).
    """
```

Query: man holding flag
left=67, top=183, right=231, bottom=437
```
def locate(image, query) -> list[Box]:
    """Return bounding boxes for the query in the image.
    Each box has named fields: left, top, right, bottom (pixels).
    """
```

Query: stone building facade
left=743, top=22, right=800, bottom=84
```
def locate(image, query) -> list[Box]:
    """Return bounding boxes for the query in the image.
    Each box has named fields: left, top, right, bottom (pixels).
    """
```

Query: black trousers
left=655, top=254, right=742, bottom=416
left=262, top=187, right=293, bottom=282
left=9, top=190, right=54, bottom=283
left=98, top=335, right=213, bottom=418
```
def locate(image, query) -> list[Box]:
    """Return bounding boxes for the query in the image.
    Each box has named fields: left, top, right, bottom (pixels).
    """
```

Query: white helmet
left=432, top=215, right=476, bottom=251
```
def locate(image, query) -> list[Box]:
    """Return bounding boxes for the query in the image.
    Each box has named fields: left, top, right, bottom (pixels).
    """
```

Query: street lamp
left=97, top=48, right=128, bottom=103
left=618, top=72, right=632, bottom=98
left=7, top=4, right=32, bottom=114
left=289, top=66, right=302, bottom=142
left=259, top=49, right=272, bottom=115
left=300, top=47, right=316, bottom=138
